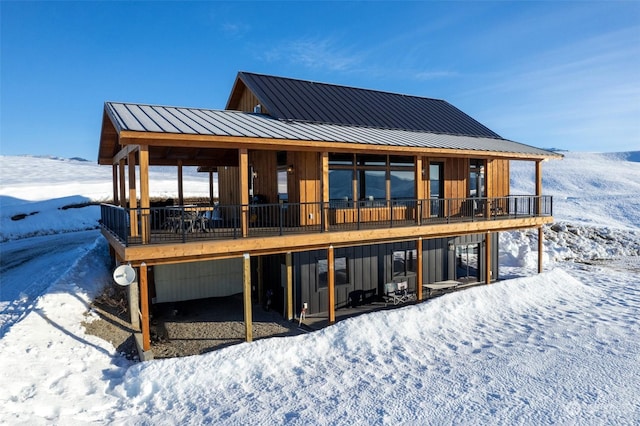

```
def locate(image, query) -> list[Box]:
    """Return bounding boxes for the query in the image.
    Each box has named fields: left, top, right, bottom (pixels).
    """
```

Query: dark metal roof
left=104, top=102, right=559, bottom=158
left=230, top=71, right=503, bottom=139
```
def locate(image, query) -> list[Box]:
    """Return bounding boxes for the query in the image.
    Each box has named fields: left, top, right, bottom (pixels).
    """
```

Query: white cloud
left=261, top=37, right=363, bottom=72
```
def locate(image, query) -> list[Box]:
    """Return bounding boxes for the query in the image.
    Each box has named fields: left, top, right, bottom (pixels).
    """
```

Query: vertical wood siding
left=250, top=150, right=278, bottom=203
left=218, top=166, right=240, bottom=205
left=487, top=159, right=510, bottom=197
left=234, top=86, right=270, bottom=115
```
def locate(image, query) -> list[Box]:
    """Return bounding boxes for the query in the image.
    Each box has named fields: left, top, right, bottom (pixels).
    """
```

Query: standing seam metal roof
left=105, top=102, right=558, bottom=158
left=235, top=72, right=503, bottom=139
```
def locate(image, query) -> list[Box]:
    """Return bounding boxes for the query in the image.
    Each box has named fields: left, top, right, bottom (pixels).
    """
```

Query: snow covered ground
left=0, top=152, right=638, bottom=424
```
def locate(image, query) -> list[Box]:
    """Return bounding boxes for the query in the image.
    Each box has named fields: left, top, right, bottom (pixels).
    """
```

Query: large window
left=393, top=249, right=417, bottom=278
left=317, top=257, right=349, bottom=289
left=358, top=170, right=385, bottom=200
left=390, top=170, right=414, bottom=199
left=328, top=154, right=415, bottom=201
left=329, top=170, right=353, bottom=201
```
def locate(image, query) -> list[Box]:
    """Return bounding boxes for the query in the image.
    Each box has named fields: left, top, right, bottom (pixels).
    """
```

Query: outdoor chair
left=383, top=281, right=415, bottom=306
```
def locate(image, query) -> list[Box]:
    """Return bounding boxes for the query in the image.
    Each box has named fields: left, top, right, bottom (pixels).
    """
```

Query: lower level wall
left=291, top=233, right=499, bottom=315
left=153, top=258, right=243, bottom=303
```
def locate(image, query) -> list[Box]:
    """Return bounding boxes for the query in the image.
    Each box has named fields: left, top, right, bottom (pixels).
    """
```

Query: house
left=97, top=71, right=561, bottom=357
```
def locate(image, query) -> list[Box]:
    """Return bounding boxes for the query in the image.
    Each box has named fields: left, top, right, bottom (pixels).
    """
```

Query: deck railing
left=100, top=195, right=552, bottom=246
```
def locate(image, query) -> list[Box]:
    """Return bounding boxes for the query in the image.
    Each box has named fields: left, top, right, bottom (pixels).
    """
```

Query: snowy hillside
left=510, top=151, right=640, bottom=229
left=0, top=152, right=639, bottom=424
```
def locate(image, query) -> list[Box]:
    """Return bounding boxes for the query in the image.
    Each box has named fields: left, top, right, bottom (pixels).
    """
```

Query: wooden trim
left=114, top=216, right=555, bottom=265
left=113, top=143, right=138, bottom=164
left=328, top=245, right=335, bottom=324
left=243, top=253, right=253, bottom=342
left=139, top=262, right=150, bottom=352
left=118, top=130, right=561, bottom=161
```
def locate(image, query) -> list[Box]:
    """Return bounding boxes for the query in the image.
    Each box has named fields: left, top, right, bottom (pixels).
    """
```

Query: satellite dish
left=113, top=264, right=136, bottom=286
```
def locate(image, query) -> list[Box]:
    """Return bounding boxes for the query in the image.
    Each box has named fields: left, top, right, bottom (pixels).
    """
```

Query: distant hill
left=16, top=154, right=90, bottom=162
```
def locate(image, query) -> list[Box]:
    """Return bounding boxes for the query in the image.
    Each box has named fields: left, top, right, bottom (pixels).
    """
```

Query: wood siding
left=444, top=157, right=468, bottom=215
left=289, top=151, right=321, bottom=225
left=487, top=159, right=510, bottom=198
left=250, top=150, right=278, bottom=203
left=217, top=166, right=240, bottom=205
left=232, top=86, right=269, bottom=115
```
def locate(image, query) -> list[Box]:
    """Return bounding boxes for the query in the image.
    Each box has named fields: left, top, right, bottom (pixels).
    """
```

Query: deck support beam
left=328, top=245, right=335, bottom=324
left=485, top=232, right=491, bottom=284
left=243, top=253, right=253, bottom=342
left=286, top=252, right=293, bottom=320
left=417, top=237, right=423, bottom=300
left=139, top=262, right=150, bottom=351
left=538, top=226, right=544, bottom=274
left=536, top=160, right=544, bottom=274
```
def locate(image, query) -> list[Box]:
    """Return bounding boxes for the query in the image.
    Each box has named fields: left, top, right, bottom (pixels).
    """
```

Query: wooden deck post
left=139, top=262, right=150, bottom=352
left=328, top=245, right=335, bottom=324
left=112, top=164, right=119, bottom=205
left=286, top=252, right=293, bottom=321
left=118, top=159, right=126, bottom=208
left=321, top=152, right=329, bottom=232
left=239, top=149, right=249, bottom=238
left=415, top=156, right=423, bottom=225
left=485, top=232, right=492, bottom=284
left=538, top=226, right=544, bottom=274
left=177, top=160, right=184, bottom=207
left=417, top=237, right=423, bottom=300
left=243, top=253, right=253, bottom=342
left=535, top=160, right=543, bottom=215
left=139, top=145, right=150, bottom=244
left=209, top=171, right=215, bottom=205
left=128, top=150, right=138, bottom=237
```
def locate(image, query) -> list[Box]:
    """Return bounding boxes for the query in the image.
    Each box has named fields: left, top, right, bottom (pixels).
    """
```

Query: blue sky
left=1, top=1, right=638, bottom=161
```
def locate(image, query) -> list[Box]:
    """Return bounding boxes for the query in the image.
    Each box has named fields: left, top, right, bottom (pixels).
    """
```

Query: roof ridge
left=237, top=71, right=448, bottom=103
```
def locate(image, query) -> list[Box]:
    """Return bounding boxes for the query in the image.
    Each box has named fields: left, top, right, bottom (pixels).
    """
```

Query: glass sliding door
left=456, top=244, right=479, bottom=283
left=429, top=162, right=444, bottom=217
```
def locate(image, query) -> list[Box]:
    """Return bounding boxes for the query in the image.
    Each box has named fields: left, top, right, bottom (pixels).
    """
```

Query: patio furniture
left=423, top=280, right=459, bottom=297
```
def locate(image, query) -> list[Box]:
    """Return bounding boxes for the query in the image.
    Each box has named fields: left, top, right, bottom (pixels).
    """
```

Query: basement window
left=393, top=249, right=417, bottom=277
left=317, top=257, right=349, bottom=290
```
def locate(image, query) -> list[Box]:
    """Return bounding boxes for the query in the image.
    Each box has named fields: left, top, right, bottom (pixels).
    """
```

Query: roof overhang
left=98, top=102, right=563, bottom=165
